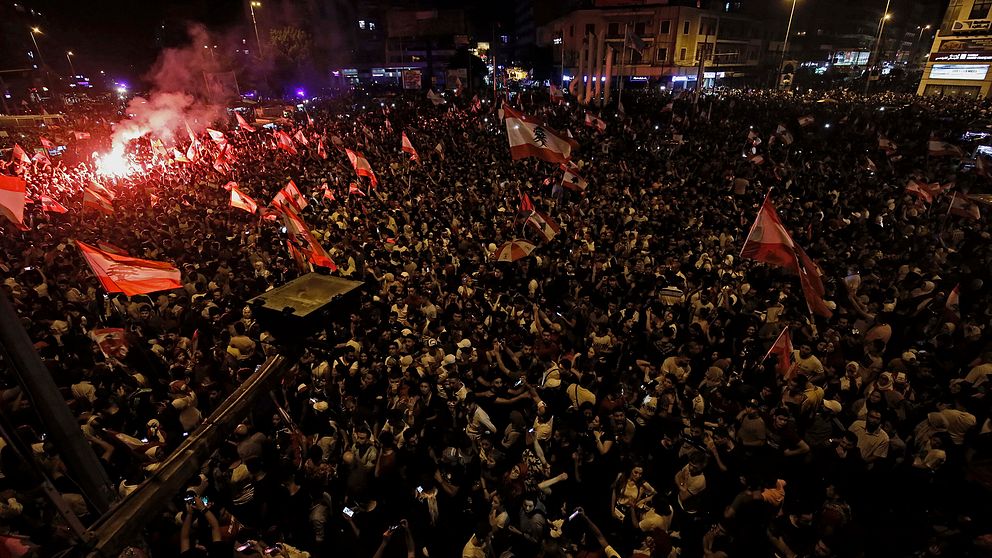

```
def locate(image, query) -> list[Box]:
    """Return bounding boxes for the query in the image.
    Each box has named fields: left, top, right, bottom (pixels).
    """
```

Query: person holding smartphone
left=180, top=491, right=231, bottom=558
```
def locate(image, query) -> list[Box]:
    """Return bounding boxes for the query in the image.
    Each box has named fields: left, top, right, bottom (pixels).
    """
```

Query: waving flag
left=348, top=183, right=366, bottom=197
left=172, top=148, right=191, bottom=163
left=560, top=163, right=588, bottom=192
left=278, top=206, right=337, bottom=270
left=206, top=128, right=227, bottom=145
left=624, top=27, right=646, bottom=53
left=321, top=184, right=336, bottom=202
left=39, top=195, right=68, bottom=214
left=741, top=196, right=830, bottom=318
left=275, top=130, right=298, bottom=155
left=88, top=180, right=116, bottom=200
left=235, top=112, right=256, bottom=132
left=797, top=115, right=814, bottom=127
left=584, top=113, right=606, bottom=133
left=11, top=144, right=31, bottom=165
left=520, top=191, right=535, bottom=213
left=434, top=142, right=445, bottom=161
left=427, top=89, right=446, bottom=106
left=763, top=326, right=796, bottom=378
left=345, top=149, right=378, bottom=187
left=504, top=104, right=577, bottom=164
left=317, top=138, right=328, bottom=160
left=929, top=139, right=964, bottom=158
left=75, top=240, right=181, bottom=296
left=946, top=284, right=961, bottom=323
left=550, top=84, right=565, bottom=104
left=527, top=209, right=560, bottom=242
left=905, top=179, right=939, bottom=204
left=0, top=175, right=27, bottom=227
left=73, top=131, right=91, bottom=140
left=948, top=192, right=981, bottom=219
left=83, top=187, right=114, bottom=214
left=272, top=180, right=308, bottom=212
left=39, top=137, right=55, bottom=151
left=230, top=184, right=258, bottom=214
left=878, top=137, right=898, bottom=156
left=401, top=132, right=419, bottom=162
left=294, top=129, right=310, bottom=146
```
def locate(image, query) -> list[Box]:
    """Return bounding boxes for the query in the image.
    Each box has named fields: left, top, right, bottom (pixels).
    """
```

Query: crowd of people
left=1, top=86, right=992, bottom=558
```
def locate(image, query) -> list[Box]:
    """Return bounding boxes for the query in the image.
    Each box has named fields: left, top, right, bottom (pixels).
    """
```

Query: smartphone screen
left=343, top=507, right=354, bottom=517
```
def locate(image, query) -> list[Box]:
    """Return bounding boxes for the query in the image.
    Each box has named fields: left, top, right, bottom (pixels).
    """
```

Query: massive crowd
left=1, top=86, right=992, bottom=558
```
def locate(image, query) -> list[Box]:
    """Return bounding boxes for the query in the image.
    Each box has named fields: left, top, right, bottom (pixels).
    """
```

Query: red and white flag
left=235, top=112, right=256, bottom=132
left=798, top=115, right=814, bottom=127
left=11, top=144, right=31, bottom=165
left=948, top=192, right=981, bottom=219
left=401, top=132, right=419, bottom=162
left=90, top=328, right=128, bottom=359
left=504, top=104, right=577, bottom=164
left=321, top=184, right=336, bottom=202
left=434, top=142, right=445, bottom=161
left=560, top=163, right=588, bottom=192
left=172, top=148, right=191, bottom=163
left=73, top=131, right=91, bottom=140
left=39, top=195, right=68, bottom=214
left=82, top=187, right=114, bottom=214
left=775, top=124, right=794, bottom=145
left=741, top=196, right=831, bottom=317
left=75, top=240, right=182, bottom=296
left=427, top=89, right=446, bottom=106
left=230, top=184, right=258, bottom=214
left=88, top=180, right=116, bottom=200
left=550, top=84, right=565, bottom=104
left=206, top=128, right=227, bottom=145
left=749, top=154, right=765, bottom=165
left=0, top=175, right=27, bottom=227
left=317, top=138, right=328, bottom=160
left=520, top=191, right=535, bottom=213
left=946, top=284, right=961, bottom=322
left=470, top=95, right=482, bottom=112
left=272, top=180, right=308, bottom=212
left=905, top=179, right=939, bottom=204
left=278, top=206, right=337, bottom=270
left=39, top=137, right=55, bottom=150
left=584, top=113, right=606, bottom=133
left=763, top=326, right=796, bottom=378
left=348, top=183, right=366, bottom=197
left=526, top=209, right=560, bottom=241
left=345, top=149, right=378, bottom=187
left=294, top=129, right=310, bottom=146
left=878, top=136, right=897, bottom=156
left=274, top=130, right=298, bottom=155
left=929, top=139, right=964, bottom=158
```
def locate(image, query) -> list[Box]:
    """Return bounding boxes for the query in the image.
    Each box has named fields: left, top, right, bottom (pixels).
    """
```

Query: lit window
left=369, top=22, right=376, bottom=30
left=359, top=20, right=366, bottom=29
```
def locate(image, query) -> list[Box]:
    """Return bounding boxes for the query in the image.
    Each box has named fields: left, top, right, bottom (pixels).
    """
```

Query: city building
left=918, top=0, right=992, bottom=97
left=537, top=0, right=767, bottom=90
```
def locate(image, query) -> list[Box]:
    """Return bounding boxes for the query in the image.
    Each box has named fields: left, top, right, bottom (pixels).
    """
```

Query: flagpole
left=618, top=24, right=629, bottom=108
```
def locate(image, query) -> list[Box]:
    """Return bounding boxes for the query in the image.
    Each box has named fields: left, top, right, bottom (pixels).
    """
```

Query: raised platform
left=248, top=273, right=363, bottom=339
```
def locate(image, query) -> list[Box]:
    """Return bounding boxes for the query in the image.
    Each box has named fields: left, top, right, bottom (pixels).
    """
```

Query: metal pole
left=250, top=2, right=264, bottom=58
left=865, top=0, right=891, bottom=95
left=0, top=291, right=115, bottom=513
left=618, top=23, right=628, bottom=107
left=66, top=52, right=76, bottom=78
left=778, top=0, right=798, bottom=89
left=29, top=30, right=46, bottom=68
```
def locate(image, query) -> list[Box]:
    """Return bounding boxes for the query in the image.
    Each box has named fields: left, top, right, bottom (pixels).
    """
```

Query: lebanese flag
left=0, top=175, right=27, bottom=227
left=275, top=130, right=298, bottom=155
left=348, top=183, right=366, bottom=197
left=798, top=115, right=814, bottom=127
left=775, top=124, right=794, bottom=145
left=527, top=209, right=560, bottom=241
left=905, top=179, right=939, bottom=204
left=294, top=129, right=310, bottom=146
left=236, top=112, right=256, bottom=132
left=549, top=84, right=565, bottom=104
left=401, top=132, right=419, bottom=162
left=470, top=95, right=482, bottom=112
left=172, top=148, right=191, bottom=163
left=504, top=104, right=577, bottom=164
left=520, top=191, right=535, bottom=213
left=286, top=239, right=309, bottom=272
left=278, top=206, right=337, bottom=270
left=186, top=142, right=199, bottom=162
left=763, top=326, right=796, bottom=378
left=948, top=192, right=981, bottom=219
left=560, top=164, right=588, bottom=192
left=185, top=122, right=199, bottom=146
left=584, top=113, right=606, bottom=133
left=272, top=180, right=308, bottom=212
left=749, top=154, right=765, bottom=165
left=206, top=128, right=227, bottom=145
left=427, top=89, right=446, bottom=106
left=73, top=131, right=91, bottom=140
left=321, top=184, right=336, bottom=202
left=878, top=137, right=897, bottom=156
left=82, top=187, right=114, bottom=214
left=434, top=142, right=445, bottom=161
left=317, top=138, right=328, bottom=160
left=39, top=195, right=68, bottom=214
left=741, top=197, right=830, bottom=317
left=32, top=150, right=51, bottom=167
left=11, top=144, right=31, bottom=165
left=230, top=184, right=258, bottom=214
left=40, top=137, right=55, bottom=150
left=149, top=193, right=159, bottom=207
left=929, top=139, right=964, bottom=158
left=75, top=240, right=182, bottom=296
left=90, top=328, right=128, bottom=359
left=946, top=284, right=961, bottom=322
left=345, top=149, right=378, bottom=187
left=88, top=180, right=116, bottom=200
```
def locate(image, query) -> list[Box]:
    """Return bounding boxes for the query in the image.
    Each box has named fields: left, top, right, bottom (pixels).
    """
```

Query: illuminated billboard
left=929, top=64, right=990, bottom=80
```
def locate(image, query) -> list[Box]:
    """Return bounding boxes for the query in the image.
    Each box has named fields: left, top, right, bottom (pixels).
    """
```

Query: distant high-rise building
left=918, top=0, right=992, bottom=97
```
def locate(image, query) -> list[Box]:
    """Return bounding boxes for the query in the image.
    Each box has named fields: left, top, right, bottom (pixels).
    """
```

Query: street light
left=66, top=51, right=76, bottom=78
left=917, top=24, right=932, bottom=50
left=29, top=27, right=46, bottom=67
left=249, top=1, right=264, bottom=58
left=865, top=1, right=891, bottom=95
left=778, top=0, right=799, bottom=89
